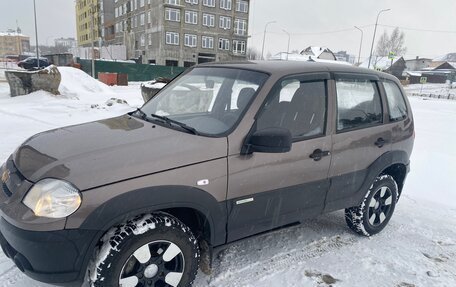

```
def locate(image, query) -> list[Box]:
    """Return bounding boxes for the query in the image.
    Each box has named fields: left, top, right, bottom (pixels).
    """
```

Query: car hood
left=13, top=115, right=227, bottom=190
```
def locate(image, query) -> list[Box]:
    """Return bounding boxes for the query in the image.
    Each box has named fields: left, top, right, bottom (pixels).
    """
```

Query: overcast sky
left=1, top=0, right=455, bottom=61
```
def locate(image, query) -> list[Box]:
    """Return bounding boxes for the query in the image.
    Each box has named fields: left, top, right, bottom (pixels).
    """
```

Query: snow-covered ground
left=0, top=72, right=455, bottom=287
left=404, top=83, right=456, bottom=99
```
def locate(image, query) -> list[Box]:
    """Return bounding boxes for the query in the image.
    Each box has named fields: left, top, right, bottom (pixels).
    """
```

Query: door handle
left=375, top=138, right=386, bottom=148
left=309, top=149, right=331, bottom=161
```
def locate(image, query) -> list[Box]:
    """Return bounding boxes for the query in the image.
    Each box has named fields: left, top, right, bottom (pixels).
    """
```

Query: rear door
left=325, top=73, right=392, bottom=212
left=227, top=73, right=333, bottom=242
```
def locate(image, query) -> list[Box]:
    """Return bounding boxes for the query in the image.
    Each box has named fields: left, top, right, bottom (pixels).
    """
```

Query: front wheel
left=345, top=175, right=398, bottom=236
left=89, top=213, right=200, bottom=287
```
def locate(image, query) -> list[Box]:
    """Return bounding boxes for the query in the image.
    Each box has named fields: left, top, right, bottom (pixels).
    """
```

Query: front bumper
left=0, top=216, right=97, bottom=286
left=1, top=158, right=98, bottom=286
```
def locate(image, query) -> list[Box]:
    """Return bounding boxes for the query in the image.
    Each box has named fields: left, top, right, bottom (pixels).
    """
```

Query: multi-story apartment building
left=76, top=0, right=115, bottom=47
left=0, top=29, right=30, bottom=57
left=54, top=38, right=77, bottom=49
left=114, top=0, right=250, bottom=66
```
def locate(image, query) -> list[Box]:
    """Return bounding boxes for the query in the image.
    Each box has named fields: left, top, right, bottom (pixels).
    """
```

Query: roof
left=301, top=46, right=335, bottom=58
left=0, top=31, right=28, bottom=37
left=405, top=58, right=432, bottom=62
left=360, top=56, right=403, bottom=70
left=426, top=61, right=455, bottom=70
left=198, top=60, right=398, bottom=82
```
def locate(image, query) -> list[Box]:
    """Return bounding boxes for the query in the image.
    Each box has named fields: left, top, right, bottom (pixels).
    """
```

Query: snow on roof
left=405, top=71, right=422, bottom=77
left=301, top=46, right=333, bottom=58
left=270, top=52, right=352, bottom=66
left=359, top=56, right=402, bottom=70
left=0, top=31, right=28, bottom=37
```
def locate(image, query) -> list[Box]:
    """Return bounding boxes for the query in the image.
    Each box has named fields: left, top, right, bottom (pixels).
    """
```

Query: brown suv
left=0, top=61, right=414, bottom=287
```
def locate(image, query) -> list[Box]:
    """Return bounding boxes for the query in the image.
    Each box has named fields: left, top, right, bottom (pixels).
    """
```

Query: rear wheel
left=89, top=213, right=200, bottom=287
left=345, top=175, right=398, bottom=236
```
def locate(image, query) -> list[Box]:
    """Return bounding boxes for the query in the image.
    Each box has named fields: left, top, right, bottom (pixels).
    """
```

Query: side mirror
left=242, top=128, right=292, bottom=154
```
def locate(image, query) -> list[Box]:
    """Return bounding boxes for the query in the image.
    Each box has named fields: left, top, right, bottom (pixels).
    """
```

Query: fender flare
left=325, top=150, right=410, bottom=212
left=353, top=150, right=410, bottom=205
left=79, top=185, right=227, bottom=246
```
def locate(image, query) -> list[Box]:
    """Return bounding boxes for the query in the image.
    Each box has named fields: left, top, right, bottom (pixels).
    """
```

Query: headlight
left=23, top=179, right=82, bottom=219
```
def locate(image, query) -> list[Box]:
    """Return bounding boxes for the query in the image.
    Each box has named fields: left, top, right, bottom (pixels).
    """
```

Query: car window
left=336, top=79, right=383, bottom=132
left=256, top=79, right=327, bottom=140
left=141, top=67, right=268, bottom=135
left=383, top=81, right=408, bottom=121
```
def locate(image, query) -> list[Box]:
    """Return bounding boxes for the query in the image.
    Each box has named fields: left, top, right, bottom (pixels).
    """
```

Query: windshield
left=141, top=67, right=269, bottom=136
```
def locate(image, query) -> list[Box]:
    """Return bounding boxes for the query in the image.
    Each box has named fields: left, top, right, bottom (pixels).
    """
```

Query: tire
left=345, top=175, right=398, bottom=237
left=89, top=213, right=200, bottom=287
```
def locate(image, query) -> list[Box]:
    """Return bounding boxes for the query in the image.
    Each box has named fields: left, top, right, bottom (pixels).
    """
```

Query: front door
left=227, top=74, right=332, bottom=242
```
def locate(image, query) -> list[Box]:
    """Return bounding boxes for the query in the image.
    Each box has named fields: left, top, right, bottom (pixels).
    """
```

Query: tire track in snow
left=0, top=109, right=55, bottom=127
left=208, top=234, right=357, bottom=286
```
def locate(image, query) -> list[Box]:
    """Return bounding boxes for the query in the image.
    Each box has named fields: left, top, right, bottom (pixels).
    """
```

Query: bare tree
left=375, top=27, right=407, bottom=57
left=246, top=47, right=261, bottom=60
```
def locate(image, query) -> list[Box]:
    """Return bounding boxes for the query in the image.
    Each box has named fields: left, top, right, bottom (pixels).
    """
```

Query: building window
left=148, top=33, right=153, bottom=45
left=233, top=40, right=246, bottom=54
left=202, top=36, right=214, bottom=49
left=236, top=0, right=248, bottom=12
left=185, top=11, right=198, bottom=24
left=166, top=32, right=179, bottom=45
left=140, top=34, right=146, bottom=46
left=220, top=0, right=232, bottom=10
left=184, top=34, right=197, bottom=47
left=185, top=0, right=198, bottom=4
left=234, top=19, right=247, bottom=35
left=219, top=38, right=230, bottom=50
left=140, top=0, right=145, bottom=7
left=219, top=16, right=231, bottom=30
left=202, top=0, right=215, bottom=7
left=140, top=13, right=145, bottom=25
left=165, top=8, right=181, bottom=22
left=148, top=11, right=152, bottom=23
left=166, top=0, right=180, bottom=5
left=203, top=13, right=215, bottom=27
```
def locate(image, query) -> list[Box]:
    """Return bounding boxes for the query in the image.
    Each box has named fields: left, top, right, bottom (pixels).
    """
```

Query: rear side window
left=256, top=79, right=327, bottom=140
left=336, top=79, right=383, bottom=132
left=383, top=81, right=408, bottom=121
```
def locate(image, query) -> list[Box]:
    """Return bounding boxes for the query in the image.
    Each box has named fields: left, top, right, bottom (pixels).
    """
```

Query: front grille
left=1, top=182, right=12, bottom=197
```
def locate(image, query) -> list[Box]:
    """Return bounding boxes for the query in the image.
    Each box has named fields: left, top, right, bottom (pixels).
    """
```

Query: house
left=360, top=56, right=407, bottom=78
left=433, top=53, right=456, bottom=69
left=300, top=46, right=337, bottom=61
left=405, top=57, right=432, bottom=71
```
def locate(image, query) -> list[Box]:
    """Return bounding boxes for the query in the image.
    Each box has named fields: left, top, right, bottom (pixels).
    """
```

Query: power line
left=377, top=24, right=456, bottom=34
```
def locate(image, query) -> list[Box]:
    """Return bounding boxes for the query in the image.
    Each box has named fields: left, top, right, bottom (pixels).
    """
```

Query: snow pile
left=57, top=67, right=114, bottom=99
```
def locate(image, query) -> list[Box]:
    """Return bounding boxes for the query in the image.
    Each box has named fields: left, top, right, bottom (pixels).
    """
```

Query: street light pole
left=33, top=0, right=40, bottom=68
left=261, top=21, right=276, bottom=60
left=354, top=26, right=363, bottom=65
left=282, top=29, right=291, bottom=61
left=90, top=2, right=96, bottom=78
left=368, top=9, right=391, bottom=69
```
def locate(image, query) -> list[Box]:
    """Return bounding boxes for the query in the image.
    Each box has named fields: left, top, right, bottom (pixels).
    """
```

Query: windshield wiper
left=133, top=108, right=148, bottom=120
left=150, top=114, right=199, bottom=135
